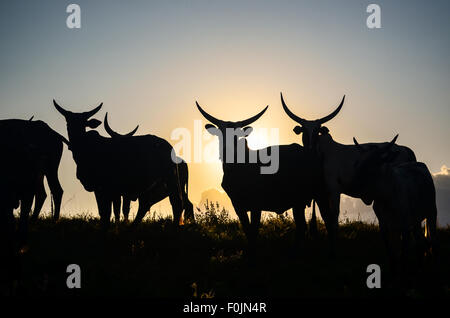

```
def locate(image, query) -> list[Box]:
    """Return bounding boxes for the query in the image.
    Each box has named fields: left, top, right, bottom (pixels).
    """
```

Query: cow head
left=352, top=134, right=398, bottom=204
left=281, top=93, right=344, bottom=150
left=53, top=100, right=103, bottom=140
left=196, top=101, right=268, bottom=163
left=104, top=113, right=139, bottom=138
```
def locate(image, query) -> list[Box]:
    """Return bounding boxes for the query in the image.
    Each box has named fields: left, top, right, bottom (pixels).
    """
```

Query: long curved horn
left=317, top=95, right=345, bottom=124
left=83, top=103, right=103, bottom=119
left=53, top=99, right=69, bottom=117
left=280, top=93, right=307, bottom=125
left=196, top=101, right=225, bottom=126
left=125, top=125, right=139, bottom=137
left=234, top=105, right=269, bottom=127
left=104, top=113, right=139, bottom=137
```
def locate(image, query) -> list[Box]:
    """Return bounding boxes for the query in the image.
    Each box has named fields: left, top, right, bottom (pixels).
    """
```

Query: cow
left=103, top=113, right=139, bottom=222
left=281, top=93, right=416, bottom=253
left=103, top=113, right=195, bottom=223
left=196, top=101, right=329, bottom=249
left=0, top=134, right=46, bottom=294
left=352, top=135, right=437, bottom=274
left=53, top=100, right=185, bottom=227
left=0, top=118, right=68, bottom=221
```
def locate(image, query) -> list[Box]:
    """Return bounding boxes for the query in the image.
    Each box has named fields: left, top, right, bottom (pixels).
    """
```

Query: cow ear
left=293, top=125, right=303, bottom=135
left=319, top=126, right=329, bottom=135
left=205, top=124, right=219, bottom=136
left=242, top=126, right=253, bottom=137
left=87, top=119, right=102, bottom=129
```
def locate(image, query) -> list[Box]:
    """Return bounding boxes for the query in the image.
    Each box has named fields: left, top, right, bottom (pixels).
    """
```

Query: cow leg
left=169, top=193, right=183, bottom=226
left=46, top=171, right=63, bottom=220
left=132, top=197, right=151, bottom=226
left=17, top=195, right=33, bottom=248
left=0, top=207, right=18, bottom=295
left=95, top=191, right=112, bottom=228
left=112, top=196, right=121, bottom=223
left=293, top=206, right=306, bottom=248
left=250, top=210, right=262, bottom=244
left=235, top=208, right=251, bottom=241
left=412, top=224, right=426, bottom=269
left=183, top=199, right=195, bottom=223
left=400, top=227, right=410, bottom=275
left=322, top=193, right=340, bottom=258
left=30, top=177, right=47, bottom=222
left=122, top=197, right=131, bottom=222
left=379, top=220, right=397, bottom=277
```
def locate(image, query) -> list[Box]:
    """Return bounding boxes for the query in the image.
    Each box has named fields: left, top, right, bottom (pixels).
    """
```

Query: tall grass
left=7, top=202, right=450, bottom=298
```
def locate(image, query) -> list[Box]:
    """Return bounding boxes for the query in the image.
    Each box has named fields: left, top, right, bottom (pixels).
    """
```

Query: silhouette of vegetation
left=8, top=204, right=450, bottom=298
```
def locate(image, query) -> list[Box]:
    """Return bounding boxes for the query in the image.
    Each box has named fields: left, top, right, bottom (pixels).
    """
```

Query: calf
left=353, top=135, right=437, bottom=273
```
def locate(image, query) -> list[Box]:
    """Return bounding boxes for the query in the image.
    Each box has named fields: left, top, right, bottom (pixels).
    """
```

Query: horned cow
left=103, top=113, right=194, bottom=223
left=281, top=93, right=417, bottom=254
left=0, top=118, right=68, bottom=221
left=352, top=135, right=437, bottom=273
left=196, top=101, right=329, bottom=249
left=53, top=100, right=185, bottom=227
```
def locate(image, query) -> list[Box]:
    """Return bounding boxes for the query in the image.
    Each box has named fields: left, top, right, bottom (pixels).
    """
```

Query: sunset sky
left=1, top=1, right=449, bottom=217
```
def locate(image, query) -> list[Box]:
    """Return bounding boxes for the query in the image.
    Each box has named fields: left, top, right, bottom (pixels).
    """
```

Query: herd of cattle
left=0, top=94, right=438, bottom=275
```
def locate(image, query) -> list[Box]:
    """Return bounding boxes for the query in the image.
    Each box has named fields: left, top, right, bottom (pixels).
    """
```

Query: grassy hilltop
left=13, top=202, right=450, bottom=298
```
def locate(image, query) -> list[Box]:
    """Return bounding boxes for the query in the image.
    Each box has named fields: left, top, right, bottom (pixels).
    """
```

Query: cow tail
left=184, top=163, right=189, bottom=198
left=174, top=162, right=183, bottom=204
left=309, top=200, right=318, bottom=238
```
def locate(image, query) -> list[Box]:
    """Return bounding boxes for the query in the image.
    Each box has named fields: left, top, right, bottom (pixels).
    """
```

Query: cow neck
left=221, top=141, right=252, bottom=173
left=67, top=130, right=99, bottom=158
left=317, top=134, right=341, bottom=157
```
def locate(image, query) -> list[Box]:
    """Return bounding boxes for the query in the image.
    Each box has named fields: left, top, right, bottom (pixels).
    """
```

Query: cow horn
left=104, top=113, right=139, bottom=137
left=386, top=134, right=398, bottom=149
left=53, top=99, right=70, bottom=117
left=234, top=105, right=269, bottom=128
left=353, top=137, right=363, bottom=150
left=196, top=101, right=225, bottom=126
left=281, top=93, right=307, bottom=125
left=317, top=95, right=345, bottom=124
left=83, top=103, right=103, bottom=119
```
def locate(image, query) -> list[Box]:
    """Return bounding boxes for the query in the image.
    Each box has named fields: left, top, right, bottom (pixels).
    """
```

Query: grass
left=9, top=203, right=450, bottom=299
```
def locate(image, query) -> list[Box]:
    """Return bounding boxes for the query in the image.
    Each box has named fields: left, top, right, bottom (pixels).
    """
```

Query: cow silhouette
left=196, top=101, right=329, bottom=249
left=53, top=100, right=185, bottom=226
left=103, top=113, right=194, bottom=223
left=353, top=135, right=437, bottom=274
left=0, top=118, right=68, bottom=221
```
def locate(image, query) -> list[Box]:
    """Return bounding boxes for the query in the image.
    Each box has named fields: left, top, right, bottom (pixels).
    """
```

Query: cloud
left=433, top=165, right=450, bottom=227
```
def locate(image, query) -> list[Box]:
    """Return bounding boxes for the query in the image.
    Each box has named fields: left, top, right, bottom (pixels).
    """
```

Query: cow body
left=197, top=102, right=328, bottom=247
left=222, top=144, right=322, bottom=214
left=103, top=114, right=194, bottom=223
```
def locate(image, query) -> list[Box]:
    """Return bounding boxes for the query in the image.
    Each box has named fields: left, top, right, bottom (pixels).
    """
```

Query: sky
left=1, top=0, right=449, bottom=218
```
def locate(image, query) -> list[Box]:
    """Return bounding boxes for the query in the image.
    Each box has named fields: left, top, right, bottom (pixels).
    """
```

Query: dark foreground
left=6, top=212, right=450, bottom=299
